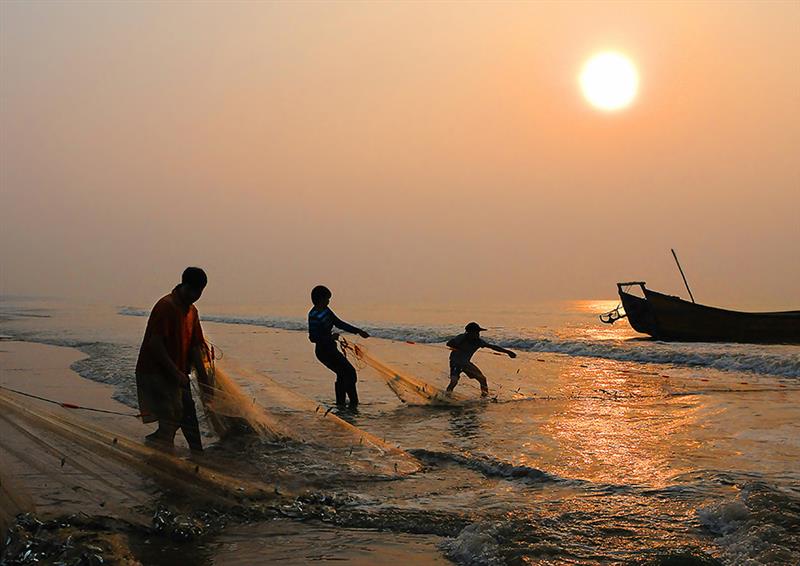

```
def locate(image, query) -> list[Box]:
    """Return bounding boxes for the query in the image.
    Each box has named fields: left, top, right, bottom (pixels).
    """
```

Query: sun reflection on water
left=542, top=357, right=700, bottom=488
left=567, top=299, right=621, bottom=314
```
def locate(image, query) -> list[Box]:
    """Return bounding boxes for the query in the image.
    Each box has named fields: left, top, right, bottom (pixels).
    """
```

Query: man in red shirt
left=135, top=267, right=209, bottom=451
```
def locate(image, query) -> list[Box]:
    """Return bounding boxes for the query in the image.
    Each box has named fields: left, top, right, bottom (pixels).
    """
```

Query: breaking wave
left=410, top=449, right=560, bottom=484
left=502, top=337, right=800, bottom=379
left=118, top=308, right=800, bottom=378
left=0, top=328, right=140, bottom=408
left=698, top=481, right=800, bottom=565
left=440, top=521, right=505, bottom=566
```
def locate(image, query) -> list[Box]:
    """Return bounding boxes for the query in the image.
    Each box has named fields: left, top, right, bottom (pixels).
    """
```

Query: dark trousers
left=157, top=386, right=202, bottom=451
left=315, top=342, right=358, bottom=407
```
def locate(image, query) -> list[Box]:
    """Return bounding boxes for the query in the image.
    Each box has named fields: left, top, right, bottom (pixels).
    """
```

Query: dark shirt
left=447, top=332, right=488, bottom=365
left=308, top=307, right=360, bottom=344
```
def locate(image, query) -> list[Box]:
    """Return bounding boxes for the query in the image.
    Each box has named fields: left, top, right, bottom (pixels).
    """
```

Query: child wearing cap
left=446, top=322, right=516, bottom=396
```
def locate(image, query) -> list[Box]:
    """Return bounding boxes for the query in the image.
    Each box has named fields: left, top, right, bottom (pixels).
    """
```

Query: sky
left=1, top=1, right=798, bottom=310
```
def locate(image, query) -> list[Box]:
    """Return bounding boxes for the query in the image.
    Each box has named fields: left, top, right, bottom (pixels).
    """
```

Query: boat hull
left=618, top=284, right=800, bottom=343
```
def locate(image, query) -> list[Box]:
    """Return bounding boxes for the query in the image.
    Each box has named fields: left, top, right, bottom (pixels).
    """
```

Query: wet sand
left=0, top=342, right=147, bottom=517
left=0, top=341, right=150, bottom=563
left=0, top=340, right=448, bottom=564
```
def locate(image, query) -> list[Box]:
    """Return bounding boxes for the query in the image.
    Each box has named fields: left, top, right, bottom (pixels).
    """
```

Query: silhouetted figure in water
left=135, top=267, right=210, bottom=452
left=308, top=285, right=369, bottom=409
left=446, top=322, right=516, bottom=397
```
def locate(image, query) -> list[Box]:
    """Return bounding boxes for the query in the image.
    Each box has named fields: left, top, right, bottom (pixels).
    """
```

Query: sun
left=579, top=52, right=639, bottom=111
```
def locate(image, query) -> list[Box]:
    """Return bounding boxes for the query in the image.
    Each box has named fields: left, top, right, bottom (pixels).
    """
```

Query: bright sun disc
left=580, top=52, right=638, bottom=111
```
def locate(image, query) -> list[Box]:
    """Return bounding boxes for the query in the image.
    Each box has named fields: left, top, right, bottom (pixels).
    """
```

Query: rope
left=339, top=337, right=366, bottom=369
left=0, top=384, right=142, bottom=418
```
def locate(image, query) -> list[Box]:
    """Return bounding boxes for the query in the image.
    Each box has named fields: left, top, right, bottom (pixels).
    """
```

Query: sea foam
left=118, top=307, right=800, bottom=378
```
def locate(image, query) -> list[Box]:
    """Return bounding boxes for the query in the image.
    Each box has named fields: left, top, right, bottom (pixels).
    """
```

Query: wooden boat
left=610, top=282, right=800, bottom=343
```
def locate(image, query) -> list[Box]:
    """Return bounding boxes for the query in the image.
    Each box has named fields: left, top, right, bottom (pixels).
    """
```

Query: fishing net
left=194, top=347, right=288, bottom=441
left=339, top=338, right=467, bottom=406
left=194, top=345, right=421, bottom=478
left=340, top=338, right=534, bottom=405
left=0, top=391, right=274, bottom=506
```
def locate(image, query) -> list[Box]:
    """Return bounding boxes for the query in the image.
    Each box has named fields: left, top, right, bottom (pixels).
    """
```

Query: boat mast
left=671, top=248, right=695, bottom=303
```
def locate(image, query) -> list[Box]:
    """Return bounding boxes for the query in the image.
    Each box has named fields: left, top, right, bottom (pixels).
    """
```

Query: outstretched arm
left=332, top=311, right=370, bottom=338
left=485, top=343, right=516, bottom=358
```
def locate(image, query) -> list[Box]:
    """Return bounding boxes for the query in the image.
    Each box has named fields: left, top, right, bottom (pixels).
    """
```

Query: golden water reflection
left=567, top=299, right=621, bottom=314
left=540, top=357, right=701, bottom=487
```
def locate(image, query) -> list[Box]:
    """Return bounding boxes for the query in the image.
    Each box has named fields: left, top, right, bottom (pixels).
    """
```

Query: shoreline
left=0, top=341, right=151, bottom=563
left=0, top=340, right=451, bottom=565
left=3, top=305, right=800, bottom=564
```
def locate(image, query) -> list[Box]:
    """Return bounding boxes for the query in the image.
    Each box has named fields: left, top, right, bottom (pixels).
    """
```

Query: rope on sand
left=0, top=384, right=142, bottom=418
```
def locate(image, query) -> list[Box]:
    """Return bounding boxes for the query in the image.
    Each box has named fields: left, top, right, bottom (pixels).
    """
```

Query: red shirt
left=135, top=288, right=205, bottom=375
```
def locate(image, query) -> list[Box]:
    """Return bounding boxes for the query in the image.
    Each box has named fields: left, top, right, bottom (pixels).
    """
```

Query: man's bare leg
left=464, top=366, right=489, bottom=397
left=446, top=378, right=460, bottom=393
left=146, top=421, right=178, bottom=450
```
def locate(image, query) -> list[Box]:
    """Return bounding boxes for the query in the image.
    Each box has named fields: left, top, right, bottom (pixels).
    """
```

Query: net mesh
left=0, top=391, right=273, bottom=504
left=195, top=348, right=421, bottom=477
left=340, top=339, right=534, bottom=405
left=339, top=338, right=467, bottom=406
left=196, top=354, right=288, bottom=441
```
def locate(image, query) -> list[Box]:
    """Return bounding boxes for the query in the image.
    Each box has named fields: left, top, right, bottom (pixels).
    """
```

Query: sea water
left=1, top=295, right=798, bottom=564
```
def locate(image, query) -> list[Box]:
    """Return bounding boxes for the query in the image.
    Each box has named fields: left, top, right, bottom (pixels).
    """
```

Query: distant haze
left=2, top=2, right=798, bottom=310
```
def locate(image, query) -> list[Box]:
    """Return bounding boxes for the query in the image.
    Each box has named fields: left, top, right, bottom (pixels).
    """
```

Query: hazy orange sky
left=1, top=1, right=798, bottom=309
